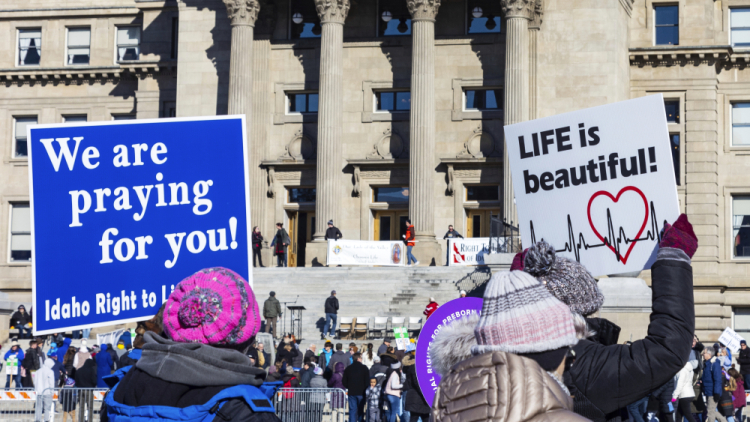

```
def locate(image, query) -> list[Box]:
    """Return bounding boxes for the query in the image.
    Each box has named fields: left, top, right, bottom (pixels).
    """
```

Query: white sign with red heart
left=504, top=95, right=680, bottom=276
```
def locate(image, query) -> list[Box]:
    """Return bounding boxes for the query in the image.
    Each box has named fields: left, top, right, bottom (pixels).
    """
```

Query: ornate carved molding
left=353, top=165, right=361, bottom=196
left=500, top=0, right=534, bottom=20
left=447, top=164, right=454, bottom=196
left=406, top=0, right=441, bottom=21
left=457, top=127, right=501, bottom=159
left=314, top=0, right=350, bottom=24
left=266, top=166, right=275, bottom=197
left=223, top=0, right=260, bottom=26
left=278, top=130, right=316, bottom=162
left=367, top=129, right=408, bottom=160
left=530, top=0, right=543, bottom=28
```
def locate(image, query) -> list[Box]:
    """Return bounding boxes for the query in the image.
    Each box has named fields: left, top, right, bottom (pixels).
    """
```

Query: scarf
left=257, top=350, right=265, bottom=367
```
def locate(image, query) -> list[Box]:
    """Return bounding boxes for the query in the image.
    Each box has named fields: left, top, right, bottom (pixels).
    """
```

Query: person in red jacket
left=424, top=298, right=439, bottom=319
left=403, top=219, right=419, bottom=266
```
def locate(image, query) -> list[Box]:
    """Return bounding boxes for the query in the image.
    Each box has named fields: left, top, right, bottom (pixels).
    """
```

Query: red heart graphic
left=587, top=186, right=648, bottom=265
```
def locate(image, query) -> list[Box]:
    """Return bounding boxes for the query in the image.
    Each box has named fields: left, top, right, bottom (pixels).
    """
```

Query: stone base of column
left=260, top=248, right=273, bottom=268
left=305, top=241, right=329, bottom=267
left=411, top=240, right=443, bottom=266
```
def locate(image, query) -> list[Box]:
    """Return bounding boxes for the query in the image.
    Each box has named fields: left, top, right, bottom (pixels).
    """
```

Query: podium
left=287, top=306, right=306, bottom=340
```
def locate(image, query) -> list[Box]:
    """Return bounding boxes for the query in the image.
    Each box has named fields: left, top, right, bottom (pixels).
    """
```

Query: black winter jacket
left=403, top=357, right=430, bottom=414
left=275, top=344, right=299, bottom=366
left=567, top=249, right=695, bottom=419
left=75, top=359, right=98, bottom=388
left=22, top=347, right=40, bottom=371
left=342, top=361, right=370, bottom=396
left=10, top=310, right=31, bottom=328
left=324, top=296, right=339, bottom=314
left=252, top=232, right=263, bottom=250
left=738, top=347, right=750, bottom=375
left=325, top=227, right=342, bottom=241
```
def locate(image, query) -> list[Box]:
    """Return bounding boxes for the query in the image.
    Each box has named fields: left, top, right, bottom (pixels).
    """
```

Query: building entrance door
left=466, top=209, right=499, bottom=238
left=373, top=211, right=409, bottom=241
left=287, top=211, right=315, bottom=267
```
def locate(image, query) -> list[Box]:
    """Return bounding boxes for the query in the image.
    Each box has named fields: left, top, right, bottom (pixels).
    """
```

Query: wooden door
left=287, top=212, right=298, bottom=267
left=374, top=211, right=409, bottom=240
left=467, top=210, right=499, bottom=238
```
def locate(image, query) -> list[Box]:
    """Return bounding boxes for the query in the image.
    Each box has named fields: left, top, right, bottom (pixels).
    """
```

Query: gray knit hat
left=523, top=240, right=604, bottom=317
left=472, top=271, right=578, bottom=356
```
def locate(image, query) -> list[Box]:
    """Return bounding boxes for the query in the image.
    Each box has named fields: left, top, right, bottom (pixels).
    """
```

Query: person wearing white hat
left=459, top=290, right=467, bottom=298
left=4, top=341, right=23, bottom=389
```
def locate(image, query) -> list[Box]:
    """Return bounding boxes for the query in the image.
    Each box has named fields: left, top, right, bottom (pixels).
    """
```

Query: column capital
left=406, top=0, right=441, bottom=21
left=530, top=0, right=544, bottom=28
left=223, top=0, right=260, bottom=26
left=315, top=0, right=350, bottom=24
left=500, top=0, right=534, bottom=20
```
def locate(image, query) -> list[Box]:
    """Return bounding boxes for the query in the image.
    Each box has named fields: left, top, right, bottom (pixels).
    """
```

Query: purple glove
left=510, top=249, right=528, bottom=271
left=660, top=213, right=698, bottom=258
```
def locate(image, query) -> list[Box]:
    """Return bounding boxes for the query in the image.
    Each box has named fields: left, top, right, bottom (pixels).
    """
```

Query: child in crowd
left=366, top=377, right=381, bottom=422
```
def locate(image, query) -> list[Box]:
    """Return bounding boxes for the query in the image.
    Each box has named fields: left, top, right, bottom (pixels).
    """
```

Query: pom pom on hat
left=313, top=366, right=323, bottom=375
left=164, top=267, right=261, bottom=345
left=523, top=241, right=604, bottom=317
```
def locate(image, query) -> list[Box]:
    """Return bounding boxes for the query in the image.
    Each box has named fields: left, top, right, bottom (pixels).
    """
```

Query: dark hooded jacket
left=328, top=362, right=345, bottom=389
left=402, top=355, right=430, bottom=415
left=75, top=359, right=98, bottom=388
left=738, top=346, right=750, bottom=376
left=566, top=248, right=695, bottom=420
left=106, top=344, right=120, bottom=369
left=10, top=308, right=31, bottom=328
left=105, top=332, right=279, bottom=421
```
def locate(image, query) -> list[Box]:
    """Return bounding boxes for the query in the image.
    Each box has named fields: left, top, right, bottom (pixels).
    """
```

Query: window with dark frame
left=375, top=91, right=411, bottom=112
left=373, top=187, right=410, bottom=204
left=732, top=103, right=750, bottom=146
left=734, top=308, right=750, bottom=339
left=67, top=27, right=90, bottom=65
left=731, top=9, right=750, bottom=48
left=63, top=115, right=87, bottom=124
left=466, top=186, right=499, bottom=201
left=113, top=114, right=136, bottom=120
left=288, top=188, right=316, bottom=203
left=10, top=203, right=31, bottom=262
left=465, top=89, right=502, bottom=111
left=733, top=196, right=750, bottom=258
left=18, top=28, right=41, bottom=66
left=654, top=5, right=679, bottom=45
left=287, top=93, right=319, bottom=114
left=116, top=26, right=141, bottom=61
left=13, top=117, right=36, bottom=158
left=664, top=100, right=679, bottom=123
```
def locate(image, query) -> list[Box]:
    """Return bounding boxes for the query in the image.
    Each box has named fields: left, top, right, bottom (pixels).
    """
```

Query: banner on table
left=416, top=297, right=483, bottom=407
left=719, top=327, right=745, bottom=354
left=326, top=240, right=405, bottom=266
left=448, top=238, right=491, bottom=266
left=504, top=95, right=680, bottom=277
left=28, top=116, right=251, bottom=335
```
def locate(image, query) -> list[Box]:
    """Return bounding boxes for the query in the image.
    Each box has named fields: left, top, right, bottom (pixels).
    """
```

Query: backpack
left=282, top=377, right=295, bottom=399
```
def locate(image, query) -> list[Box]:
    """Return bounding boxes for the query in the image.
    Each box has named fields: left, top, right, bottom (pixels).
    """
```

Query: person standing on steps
left=325, top=220, right=343, bottom=241
left=423, top=298, right=439, bottom=319
left=323, top=291, right=339, bottom=339
left=271, top=222, right=291, bottom=267
left=403, top=220, right=419, bottom=266
left=442, top=225, right=463, bottom=239
left=252, top=226, right=264, bottom=268
left=263, top=291, right=282, bottom=339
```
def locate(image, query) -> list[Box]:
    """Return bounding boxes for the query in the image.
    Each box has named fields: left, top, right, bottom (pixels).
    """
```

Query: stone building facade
left=0, top=0, right=748, bottom=341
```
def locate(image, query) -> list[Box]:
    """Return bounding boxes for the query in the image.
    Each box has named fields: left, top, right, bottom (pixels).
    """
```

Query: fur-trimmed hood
left=430, top=313, right=479, bottom=378
left=402, top=354, right=415, bottom=367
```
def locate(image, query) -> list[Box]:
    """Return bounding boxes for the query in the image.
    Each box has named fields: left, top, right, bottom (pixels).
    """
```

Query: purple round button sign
left=416, top=297, right=483, bottom=408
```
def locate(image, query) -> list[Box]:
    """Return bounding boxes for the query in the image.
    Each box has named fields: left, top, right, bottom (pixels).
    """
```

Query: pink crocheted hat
left=163, top=267, right=261, bottom=345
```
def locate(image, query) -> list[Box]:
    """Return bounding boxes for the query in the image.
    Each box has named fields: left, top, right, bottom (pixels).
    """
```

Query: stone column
left=501, top=0, right=534, bottom=228
left=406, top=0, right=442, bottom=266
left=224, top=0, right=259, bottom=115
left=252, top=1, right=275, bottom=265
left=528, top=1, right=542, bottom=120
left=307, top=0, right=349, bottom=266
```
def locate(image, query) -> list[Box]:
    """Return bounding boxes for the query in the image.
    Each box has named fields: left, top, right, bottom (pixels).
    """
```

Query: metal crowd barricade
left=274, top=388, right=348, bottom=422
left=0, top=387, right=107, bottom=422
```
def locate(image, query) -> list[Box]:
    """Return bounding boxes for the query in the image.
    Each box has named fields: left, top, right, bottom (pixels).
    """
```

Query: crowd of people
left=3, top=213, right=744, bottom=422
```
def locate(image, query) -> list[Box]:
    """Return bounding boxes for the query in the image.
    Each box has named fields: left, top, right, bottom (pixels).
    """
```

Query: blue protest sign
left=27, top=116, right=251, bottom=335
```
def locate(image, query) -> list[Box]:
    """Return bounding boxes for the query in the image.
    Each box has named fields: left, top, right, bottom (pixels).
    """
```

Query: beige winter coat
left=433, top=351, right=590, bottom=422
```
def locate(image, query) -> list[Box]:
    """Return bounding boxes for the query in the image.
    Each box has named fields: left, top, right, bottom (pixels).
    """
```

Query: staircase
left=253, top=266, right=493, bottom=341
